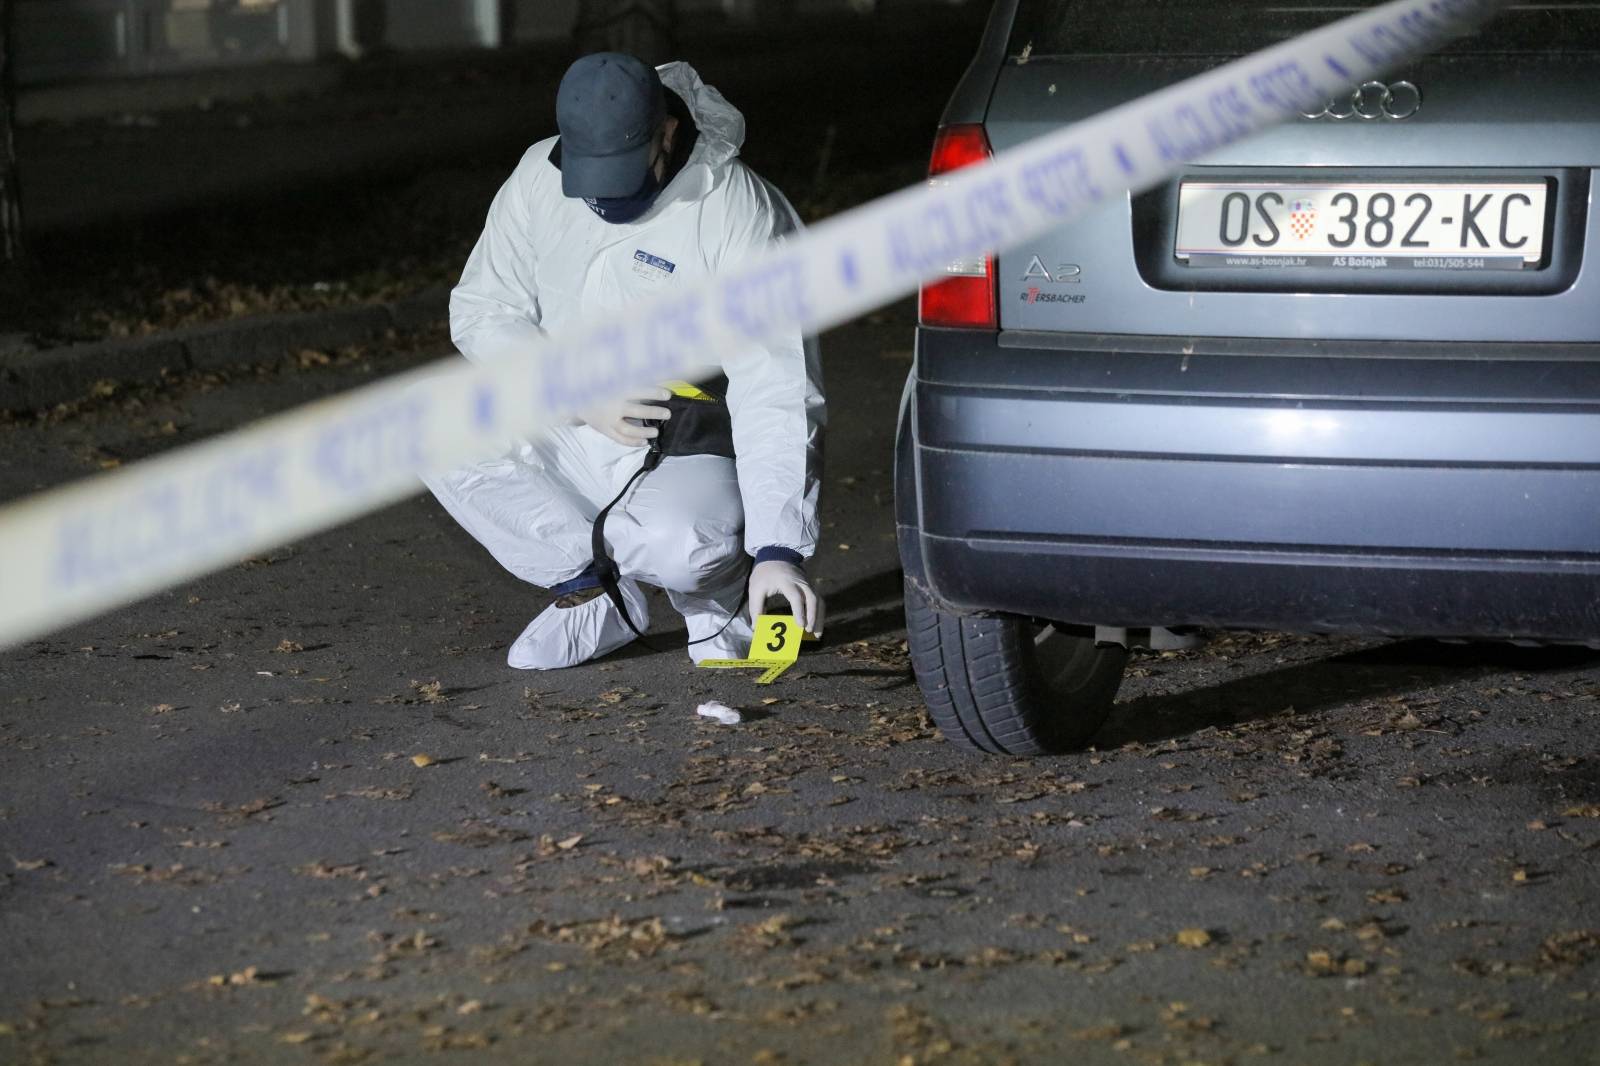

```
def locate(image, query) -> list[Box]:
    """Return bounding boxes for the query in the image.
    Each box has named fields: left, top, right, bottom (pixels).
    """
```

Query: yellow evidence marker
left=696, top=614, right=821, bottom=684
left=663, top=380, right=719, bottom=401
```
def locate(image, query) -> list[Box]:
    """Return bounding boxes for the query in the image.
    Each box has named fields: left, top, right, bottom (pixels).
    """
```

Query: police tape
left=0, top=0, right=1511, bottom=648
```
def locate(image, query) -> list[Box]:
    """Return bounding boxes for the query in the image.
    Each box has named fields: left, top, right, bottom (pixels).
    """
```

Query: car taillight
left=919, top=124, right=996, bottom=330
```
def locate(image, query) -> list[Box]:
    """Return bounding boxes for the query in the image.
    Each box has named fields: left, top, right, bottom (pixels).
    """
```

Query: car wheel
left=904, top=578, right=1127, bottom=755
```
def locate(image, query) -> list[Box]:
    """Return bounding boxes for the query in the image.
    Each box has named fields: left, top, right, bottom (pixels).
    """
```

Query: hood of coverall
left=649, top=61, right=747, bottom=208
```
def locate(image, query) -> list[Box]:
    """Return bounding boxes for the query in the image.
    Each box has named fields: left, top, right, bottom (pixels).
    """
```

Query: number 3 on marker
left=766, top=621, right=788, bottom=654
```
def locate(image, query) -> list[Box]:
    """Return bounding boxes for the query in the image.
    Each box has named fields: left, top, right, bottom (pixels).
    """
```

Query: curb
left=0, top=286, right=452, bottom=413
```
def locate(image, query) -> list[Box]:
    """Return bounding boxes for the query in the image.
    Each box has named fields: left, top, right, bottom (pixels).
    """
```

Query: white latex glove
left=578, top=387, right=672, bottom=446
left=747, top=560, right=822, bottom=635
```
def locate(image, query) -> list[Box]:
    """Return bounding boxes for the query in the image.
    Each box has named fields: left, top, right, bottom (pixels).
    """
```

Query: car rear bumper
left=898, top=328, right=1600, bottom=643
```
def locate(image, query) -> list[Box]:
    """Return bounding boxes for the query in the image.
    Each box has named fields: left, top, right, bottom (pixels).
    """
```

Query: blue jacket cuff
left=753, top=546, right=805, bottom=568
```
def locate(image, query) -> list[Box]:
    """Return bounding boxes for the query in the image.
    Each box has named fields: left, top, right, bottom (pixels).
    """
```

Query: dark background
left=0, top=0, right=987, bottom=346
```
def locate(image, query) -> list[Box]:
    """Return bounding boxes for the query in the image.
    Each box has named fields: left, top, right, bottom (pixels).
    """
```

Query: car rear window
left=1008, top=1, right=1600, bottom=57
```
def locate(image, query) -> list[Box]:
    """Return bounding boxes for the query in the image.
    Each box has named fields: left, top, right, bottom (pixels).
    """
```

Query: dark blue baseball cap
left=555, top=53, right=665, bottom=199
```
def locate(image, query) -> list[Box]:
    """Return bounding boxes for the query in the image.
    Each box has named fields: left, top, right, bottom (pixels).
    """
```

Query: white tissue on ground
left=696, top=701, right=741, bottom=725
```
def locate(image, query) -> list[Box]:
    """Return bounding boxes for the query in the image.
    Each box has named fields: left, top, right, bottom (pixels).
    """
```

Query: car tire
left=904, top=578, right=1127, bottom=755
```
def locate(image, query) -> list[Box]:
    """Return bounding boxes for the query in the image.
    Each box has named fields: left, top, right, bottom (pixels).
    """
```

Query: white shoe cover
left=685, top=612, right=753, bottom=666
left=507, top=579, right=650, bottom=670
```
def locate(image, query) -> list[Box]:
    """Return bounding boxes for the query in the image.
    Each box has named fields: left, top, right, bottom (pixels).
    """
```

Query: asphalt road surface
left=2, top=309, right=1598, bottom=1064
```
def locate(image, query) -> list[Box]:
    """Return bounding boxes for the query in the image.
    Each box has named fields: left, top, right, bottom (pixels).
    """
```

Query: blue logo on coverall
left=634, top=250, right=677, bottom=275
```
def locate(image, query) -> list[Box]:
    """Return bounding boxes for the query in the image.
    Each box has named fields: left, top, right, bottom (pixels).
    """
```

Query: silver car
left=896, top=0, right=1600, bottom=755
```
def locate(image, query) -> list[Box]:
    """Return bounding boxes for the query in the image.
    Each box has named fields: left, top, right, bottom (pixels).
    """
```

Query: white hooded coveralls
left=426, top=62, right=825, bottom=666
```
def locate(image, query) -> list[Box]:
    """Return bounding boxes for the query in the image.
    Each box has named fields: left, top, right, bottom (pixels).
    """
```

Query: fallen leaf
left=1304, top=950, right=1368, bottom=977
left=343, top=786, right=414, bottom=802
left=1175, top=928, right=1213, bottom=949
left=204, top=796, right=284, bottom=820
left=295, top=861, right=366, bottom=881
left=209, top=965, right=272, bottom=987
left=433, top=821, right=530, bottom=848
left=1539, top=930, right=1600, bottom=967
left=1354, top=921, right=1395, bottom=943
left=411, top=754, right=436, bottom=768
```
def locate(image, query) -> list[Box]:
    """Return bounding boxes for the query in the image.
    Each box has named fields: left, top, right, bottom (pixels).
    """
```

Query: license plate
left=1175, top=180, right=1549, bottom=271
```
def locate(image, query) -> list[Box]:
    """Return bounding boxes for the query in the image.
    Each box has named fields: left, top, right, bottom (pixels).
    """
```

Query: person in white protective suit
left=425, top=52, right=825, bottom=670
